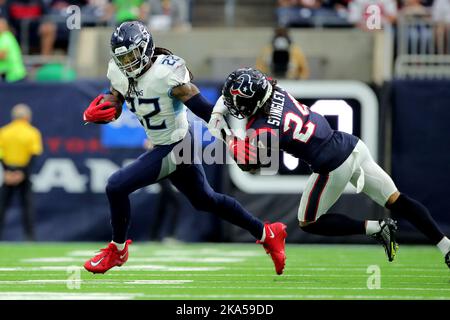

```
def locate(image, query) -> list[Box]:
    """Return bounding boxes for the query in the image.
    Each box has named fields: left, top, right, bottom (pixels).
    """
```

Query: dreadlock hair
left=260, top=78, right=279, bottom=116
left=152, top=46, right=194, bottom=81
left=153, top=47, right=174, bottom=57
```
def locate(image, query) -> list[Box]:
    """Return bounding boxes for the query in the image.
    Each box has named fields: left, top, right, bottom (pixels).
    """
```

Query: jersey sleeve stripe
left=248, top=128, right=278, bottom=140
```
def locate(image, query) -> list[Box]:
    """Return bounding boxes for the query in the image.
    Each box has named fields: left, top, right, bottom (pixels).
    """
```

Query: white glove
left=209, top=112, right=231, bottom=141
left=208, top=96, right=231, bottom=141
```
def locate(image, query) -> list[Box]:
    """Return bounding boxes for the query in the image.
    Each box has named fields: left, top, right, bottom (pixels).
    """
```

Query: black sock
left=387, top=194, right=444, bottom=244
left=300, top=213, right=366, bottom=236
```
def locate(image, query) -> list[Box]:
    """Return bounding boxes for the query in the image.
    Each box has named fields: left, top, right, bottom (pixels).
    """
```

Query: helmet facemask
left=113, top=39, right=152, bottom=78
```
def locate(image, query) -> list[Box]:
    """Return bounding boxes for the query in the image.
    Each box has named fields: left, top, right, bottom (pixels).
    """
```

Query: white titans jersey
left=107, top=54, right=190, bottom=145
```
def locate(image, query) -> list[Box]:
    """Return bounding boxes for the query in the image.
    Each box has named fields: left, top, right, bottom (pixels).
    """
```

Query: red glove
left=83, top=94, right=116, bottom=123
left=227, top=136, right=257, bottom=164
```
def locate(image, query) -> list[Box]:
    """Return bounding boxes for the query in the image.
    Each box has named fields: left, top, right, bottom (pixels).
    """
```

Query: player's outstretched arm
left=207, top=96, right=231, bottom=142
left=170, top=83, right=213, bottom=122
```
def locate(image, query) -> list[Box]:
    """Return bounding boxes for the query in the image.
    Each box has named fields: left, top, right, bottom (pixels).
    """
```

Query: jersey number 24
left=283, top=94, right=316, bottom=143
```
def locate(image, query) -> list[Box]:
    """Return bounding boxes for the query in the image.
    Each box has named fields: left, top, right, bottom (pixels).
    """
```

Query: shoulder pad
left=107, top=59, right=128, bottom=97
left=153, top=55, right=191, bottom=87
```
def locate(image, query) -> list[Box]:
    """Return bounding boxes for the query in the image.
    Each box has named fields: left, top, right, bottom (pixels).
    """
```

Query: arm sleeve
left=183, top=93, right=214, bottom=122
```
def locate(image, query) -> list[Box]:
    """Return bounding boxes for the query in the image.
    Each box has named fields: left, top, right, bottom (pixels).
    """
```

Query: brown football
left=95, top=94, right=123, bottom=124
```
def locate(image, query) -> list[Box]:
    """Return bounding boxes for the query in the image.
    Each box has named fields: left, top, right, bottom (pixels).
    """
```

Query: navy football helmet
left=222, top=68, right=273, bottom=119
left=111, top=21, right=155, bottom=78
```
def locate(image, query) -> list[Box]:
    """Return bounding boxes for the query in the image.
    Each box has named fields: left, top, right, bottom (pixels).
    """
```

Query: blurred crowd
left=0, top=0, right=192, bottom=57
left=1, top=0, right=450, bottom=83
left=277, top=0, right=450, bottom=28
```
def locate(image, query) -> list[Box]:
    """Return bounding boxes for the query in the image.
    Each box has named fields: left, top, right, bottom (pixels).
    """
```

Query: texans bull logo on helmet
left=230, top=74, right=256, bottom=98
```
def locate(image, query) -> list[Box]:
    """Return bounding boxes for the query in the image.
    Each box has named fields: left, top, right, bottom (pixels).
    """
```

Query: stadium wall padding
left=390, top=79, right=450, bottom=242
left=0, top=80, right=449, bottom=243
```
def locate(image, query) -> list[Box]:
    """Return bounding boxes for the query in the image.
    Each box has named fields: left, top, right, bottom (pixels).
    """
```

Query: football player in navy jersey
left=208, top=68, right=450, bottom=268
left=82, top=22, right=286, bottom=274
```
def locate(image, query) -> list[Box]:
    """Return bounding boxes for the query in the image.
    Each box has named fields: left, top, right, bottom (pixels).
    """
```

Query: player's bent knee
left=299, top=220, right=314, bottom=229
left=106, top=172, right=126, bottom=195
left=385, top=191, right=400, bottom=208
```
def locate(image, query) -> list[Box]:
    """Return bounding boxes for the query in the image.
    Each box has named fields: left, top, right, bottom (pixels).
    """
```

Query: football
left=95, top=93, right=123, bottom=123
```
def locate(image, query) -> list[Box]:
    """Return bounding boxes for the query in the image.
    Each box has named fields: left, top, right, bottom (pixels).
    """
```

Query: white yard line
left=119, top=265, right=224, bottom=272
left=128, top=257, right=245, bottom=263
left=148, top=285, right=450, bottom=292
left=151, top=249, right=260, bottom=257
left=125, top=280, right=193, bottom=284
left=2, top=266, right=448, bottom=279
left=2, top=279, right=447, bottom=293
left=0, top=279, right=193, bottom=285
left=21, top=257, right=243, bottom=263
left=0, top=292, right=142, bottom=300
left=1, top=265, right=224, bottom=272
left=22, top=258, right=80, bottom=263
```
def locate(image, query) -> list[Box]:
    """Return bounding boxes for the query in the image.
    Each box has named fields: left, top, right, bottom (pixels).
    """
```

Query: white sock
left=260, top=227, right=266, bottom=242
left=365, top=220, right=381, bottom=235
left=437, top=237, right=450, bottom=256
left=111, top=241, right=125, bottom=251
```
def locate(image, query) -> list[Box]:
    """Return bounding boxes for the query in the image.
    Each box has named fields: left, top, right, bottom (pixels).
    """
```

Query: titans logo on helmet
left=230, top=74, right=256, bottom=98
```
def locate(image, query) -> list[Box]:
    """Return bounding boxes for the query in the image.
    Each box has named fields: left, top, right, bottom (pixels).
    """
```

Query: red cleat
left=84, top=240, right=132, bottom=274
left=256, top=222, right=287, bottom=275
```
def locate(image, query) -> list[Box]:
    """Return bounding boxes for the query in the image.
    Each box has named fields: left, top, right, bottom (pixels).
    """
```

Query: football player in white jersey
left=81, top=21, right=287, bottom=275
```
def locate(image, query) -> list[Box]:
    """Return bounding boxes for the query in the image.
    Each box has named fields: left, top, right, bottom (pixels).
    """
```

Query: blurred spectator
left=277, top=0, right=351, bottom=27
left=42, top=1, right=85, bottom=54
left=400, top=0, right=429, bottom=17
left=0, top=17, right=26, bottom=82
left=3, top=0, right=56, bottom=55
left=0, top=104, right=43, bottom=241
left=399, top=0, right=432, bottom=54
left=148, top=0, right=191, bottom=31
left=256, top=27, right=309, bottom=79
left=81, top=0, right=111, bottom=26
left=431, top=0, right=450, bottom=23
left=348, top=0, right=398, bottom=30
left=109, top=0, right=149, bottom=25
left=0, top=0, right=7, bottom=17
left=431, top=0, right=450, bottom=53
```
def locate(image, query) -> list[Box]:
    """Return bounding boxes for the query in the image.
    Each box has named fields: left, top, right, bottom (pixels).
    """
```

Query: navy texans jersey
left=246, top=86, right=359, bottom=173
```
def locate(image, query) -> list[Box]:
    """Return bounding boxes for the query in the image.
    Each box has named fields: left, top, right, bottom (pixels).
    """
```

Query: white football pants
left=298, top=140, right=398, bottom=222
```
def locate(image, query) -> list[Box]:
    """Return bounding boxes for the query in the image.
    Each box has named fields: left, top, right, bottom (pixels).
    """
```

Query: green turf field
left=0, top=242, right=448, bottom=300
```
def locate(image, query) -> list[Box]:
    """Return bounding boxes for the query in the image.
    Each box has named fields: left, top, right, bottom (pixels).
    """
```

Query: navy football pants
left=105, top=134, right=264, bottom=243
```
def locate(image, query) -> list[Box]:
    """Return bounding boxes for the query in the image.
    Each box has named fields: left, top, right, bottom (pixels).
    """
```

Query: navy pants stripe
left=106, top=134, right=263, bottom=243
left=304, top=174, right=329, bottom=222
